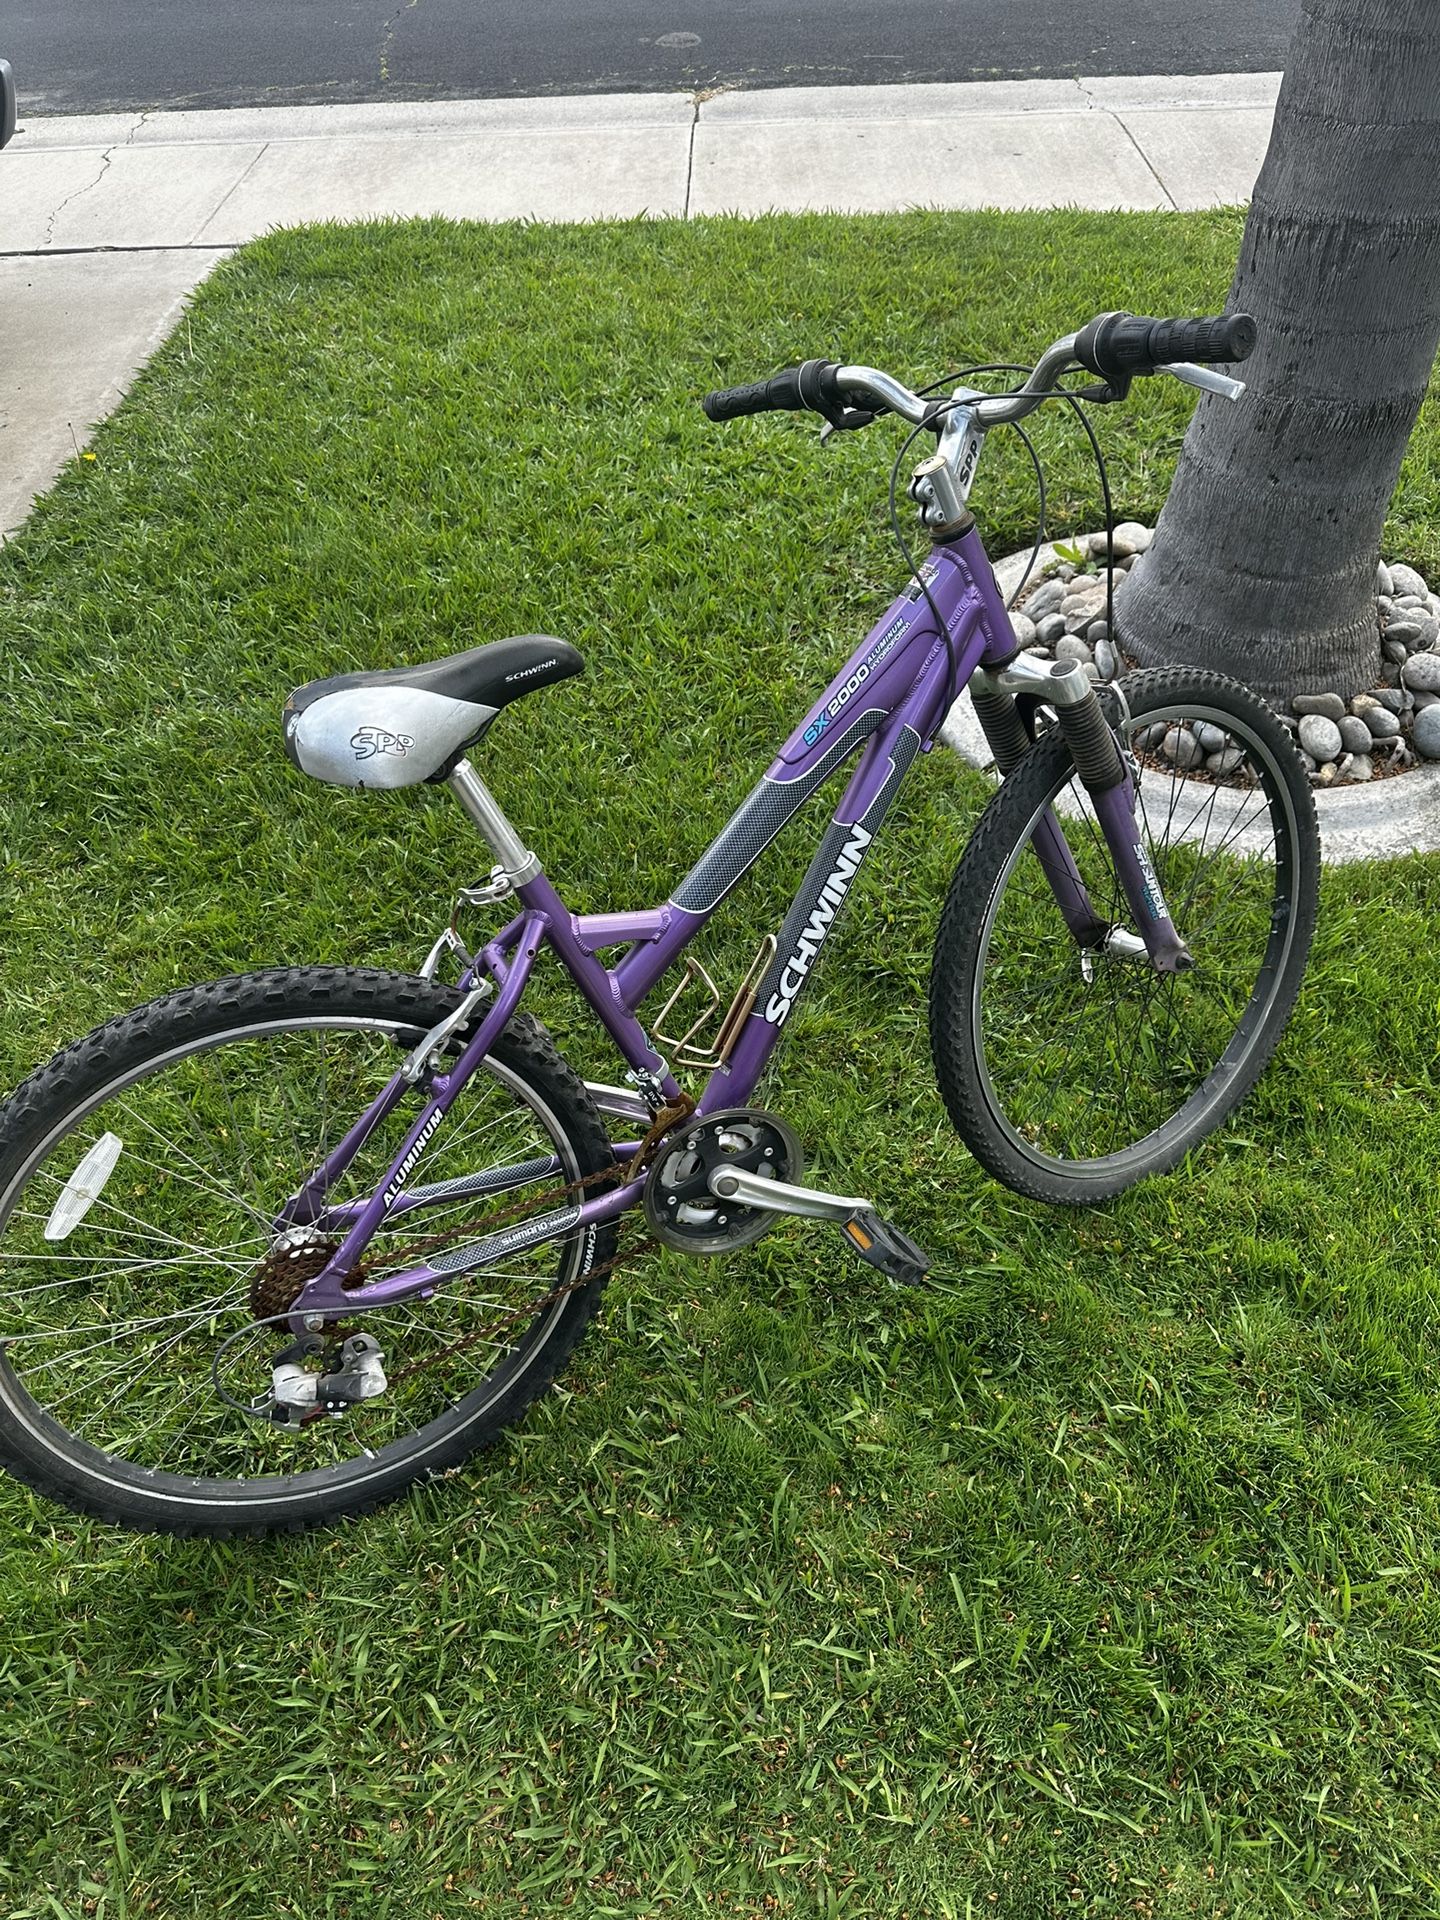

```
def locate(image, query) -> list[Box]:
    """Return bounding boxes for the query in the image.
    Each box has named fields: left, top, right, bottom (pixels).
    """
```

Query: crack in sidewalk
left=41, top=106, right=152, bottom=248
left=1072, top=75, right=1177, bottom=210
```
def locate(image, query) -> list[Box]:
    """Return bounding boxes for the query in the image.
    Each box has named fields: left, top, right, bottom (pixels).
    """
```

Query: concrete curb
left=939, top=543, right=1440, bottom=865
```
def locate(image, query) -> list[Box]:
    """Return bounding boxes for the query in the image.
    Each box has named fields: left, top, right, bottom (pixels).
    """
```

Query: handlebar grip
left=1074, top=311, right=1257, bottom=382
left=702, top=359, right=845, bottom=423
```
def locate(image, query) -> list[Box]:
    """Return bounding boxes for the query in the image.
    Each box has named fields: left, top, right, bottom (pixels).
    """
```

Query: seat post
left=447, top=759, right=540, bottom=885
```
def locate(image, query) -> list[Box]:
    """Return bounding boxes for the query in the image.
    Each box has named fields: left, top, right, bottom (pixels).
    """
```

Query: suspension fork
left=969, top=656, right=1192, bottom=972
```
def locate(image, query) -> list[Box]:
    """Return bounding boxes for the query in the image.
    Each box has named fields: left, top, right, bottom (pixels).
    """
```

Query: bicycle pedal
left=838, top=1209, right=932, bottom=1289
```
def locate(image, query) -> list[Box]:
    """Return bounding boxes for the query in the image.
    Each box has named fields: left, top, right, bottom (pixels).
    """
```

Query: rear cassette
left=643, top=1108, right=803, bottom=1254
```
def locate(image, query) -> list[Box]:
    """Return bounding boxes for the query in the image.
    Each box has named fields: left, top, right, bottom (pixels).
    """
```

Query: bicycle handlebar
left=1073, top=310, right=1256, bottom=383
left=701, top=310, right=1257, bottom=432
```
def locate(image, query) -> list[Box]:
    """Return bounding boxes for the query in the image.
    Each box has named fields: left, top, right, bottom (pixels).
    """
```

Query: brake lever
left=1167, top=362, right=1247, bottom=402
left=818, top=406, right=878, bottom=444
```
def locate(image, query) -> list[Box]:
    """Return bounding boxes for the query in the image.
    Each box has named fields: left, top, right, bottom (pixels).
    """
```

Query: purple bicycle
left=0, top=311, right=1318, bottom=1533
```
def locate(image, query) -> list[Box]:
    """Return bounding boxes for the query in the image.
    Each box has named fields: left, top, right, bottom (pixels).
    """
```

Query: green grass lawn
left=3, top=211, right=1440, bottom=1918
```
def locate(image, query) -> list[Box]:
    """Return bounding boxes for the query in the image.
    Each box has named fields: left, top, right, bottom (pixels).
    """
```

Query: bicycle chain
left=344, top=1090, right=696, bottom=1393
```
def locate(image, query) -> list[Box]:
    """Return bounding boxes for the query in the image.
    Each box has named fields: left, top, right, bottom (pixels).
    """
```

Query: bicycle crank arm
left=707, top=1167, right=932, bottom=1288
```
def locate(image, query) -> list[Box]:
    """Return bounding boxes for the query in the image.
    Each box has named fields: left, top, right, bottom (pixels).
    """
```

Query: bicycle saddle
left=282, top=635, right=583, bottom=790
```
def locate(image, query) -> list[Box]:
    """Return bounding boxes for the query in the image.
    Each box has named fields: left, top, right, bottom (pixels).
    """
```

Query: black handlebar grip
left=702, top=359, right=844, bottom=422
left=1074, top=311, right=1257, bottom=382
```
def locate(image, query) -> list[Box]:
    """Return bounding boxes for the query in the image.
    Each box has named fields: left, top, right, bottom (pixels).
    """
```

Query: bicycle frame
left=283, top=521, right=1182, bottom=1320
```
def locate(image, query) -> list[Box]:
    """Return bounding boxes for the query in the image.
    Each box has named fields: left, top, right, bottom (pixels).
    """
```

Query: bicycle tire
left=929, top=668, right=1319, bottom=1203
left=0, top=967, right=619, bottom=1535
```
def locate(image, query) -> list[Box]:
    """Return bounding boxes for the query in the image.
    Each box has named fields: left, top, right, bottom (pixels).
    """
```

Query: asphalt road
left=8, top=0, right=1297, bottom=116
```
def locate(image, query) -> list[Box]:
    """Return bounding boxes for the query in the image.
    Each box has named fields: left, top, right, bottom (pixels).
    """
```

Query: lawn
left=2, top=210, right=1440, bottom=1918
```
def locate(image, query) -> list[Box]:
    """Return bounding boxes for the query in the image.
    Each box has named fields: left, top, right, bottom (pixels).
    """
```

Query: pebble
left=1384, top=619, right=1424, bottom=651
left=1414, top=705, right=1440, bottom=759
left=1081, top=662, right=1101, bottom=683
left=1009, top=613, right=1037, bottom=648
left=1384, top=638, right=1411, bottom=665
left=1390, top=562, right=1429, bottom=600
left=1418, top=613, right=1440, bottom=651
left=1298, top=714, right=1344, bottom=762
left=1111, top=521, right=1153, bottom=558
left=1056, top=563, right=1077, bottom=582
left=1087, top=530, right=1112, bottom=558
left=1361, top=705, right=1401, bottom=740
left=1163, top=725, right=1203, bottom=769
left=1055, top=635, right=1094, bottom=664
left=1338, top=714, right=1374, bottom=755
left=1414, top=688, right=1440, bottom=710
left=1293, top=691, right=1347, bottom=722
left=1086, top=618, right=1110, bottom=643
left=1035, top=612, right=1066, bottom=646
left=1343, top=752, right=1374, bottom=782
left=1374, top=687, right=1407, bottom=714
left=1377, top=561, right=1394, bottom=595
left=1025, top=578, right=1066, bottom=619
left=1094, top=637, right=1117, bottom=681
left=1193, top=721, right=1229, bottom=754
left=1401, top=651, right=1440, bottom=694
left=1314, top=762, right=1337, bottom=786
left=1206, top=747, right=1246, bottom=776
left=1379, top=661, right=1401, bottom=687
left=1061, top=585, right=1107, bottom=620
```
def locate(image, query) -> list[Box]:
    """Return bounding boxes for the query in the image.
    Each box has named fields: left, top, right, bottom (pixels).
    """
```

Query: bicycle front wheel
left=929, top=668, right=1319, bottom=1203
left=0, top=968, right=619, bottom=1535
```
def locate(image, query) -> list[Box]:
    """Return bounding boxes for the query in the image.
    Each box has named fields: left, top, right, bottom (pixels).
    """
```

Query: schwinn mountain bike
left=0, top=310, right=1319, bottom=1534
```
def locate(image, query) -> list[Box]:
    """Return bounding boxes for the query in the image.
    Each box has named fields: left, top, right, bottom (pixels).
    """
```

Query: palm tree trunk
left=1117, top=0, right=1440, bottom=704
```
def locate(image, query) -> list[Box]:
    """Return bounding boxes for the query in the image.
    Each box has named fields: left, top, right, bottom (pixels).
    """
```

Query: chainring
left=642, top=1107, right=803, bottom=1254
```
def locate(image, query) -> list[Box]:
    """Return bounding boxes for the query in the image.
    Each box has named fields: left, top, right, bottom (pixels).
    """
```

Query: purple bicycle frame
left=285, top=523, right=1177, bottom=1320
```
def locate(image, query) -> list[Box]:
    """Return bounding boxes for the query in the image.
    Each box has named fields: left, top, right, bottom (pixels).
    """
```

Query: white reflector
left=43, top=1132, right=124, bottom=1241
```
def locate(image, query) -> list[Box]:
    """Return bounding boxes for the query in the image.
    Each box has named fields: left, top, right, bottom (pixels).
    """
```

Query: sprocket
left=248, top=1227, right=344, bottom=1322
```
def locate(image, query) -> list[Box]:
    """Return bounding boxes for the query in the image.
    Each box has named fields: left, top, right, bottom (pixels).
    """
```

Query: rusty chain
left=335, top=1088, right=697, bottom=1394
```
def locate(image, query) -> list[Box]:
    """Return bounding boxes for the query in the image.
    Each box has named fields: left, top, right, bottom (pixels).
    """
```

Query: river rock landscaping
left=1011, top=527, right=1440, bottom=784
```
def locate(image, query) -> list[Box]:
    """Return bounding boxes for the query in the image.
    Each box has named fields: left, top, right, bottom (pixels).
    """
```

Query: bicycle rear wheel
left=929, top=668, right=1319, bottom=1203
left=0, top=968, right=619, bottom=1535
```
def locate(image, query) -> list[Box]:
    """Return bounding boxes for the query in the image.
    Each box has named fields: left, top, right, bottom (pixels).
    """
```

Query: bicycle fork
left=969, top=654, right=1193, bottom=974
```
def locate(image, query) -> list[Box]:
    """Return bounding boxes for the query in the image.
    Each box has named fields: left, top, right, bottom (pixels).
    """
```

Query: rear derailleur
left=268, top=1331, right=389, bottom=1428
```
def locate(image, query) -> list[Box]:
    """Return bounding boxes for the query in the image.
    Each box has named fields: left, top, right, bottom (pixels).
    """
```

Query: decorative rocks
left=1035, top=612, right=1066, bottom=647
left=1163, top=726, right=1204, bottom=769
left=1390, top=563, right=1429, bottom=600
left=1055, top=635, right=1093, bottom=664
left=1110, top=522, right=1153, bottom=558
left=1012, top=529, right=1440, bottom=785
left=1401, top=651, right=1440, bottom=694
left=1298, top=714, right=1344, bottom=763
left=1293, top=692, right=1346, bottom=721
left=1025, top=578, right=1066, bottom=620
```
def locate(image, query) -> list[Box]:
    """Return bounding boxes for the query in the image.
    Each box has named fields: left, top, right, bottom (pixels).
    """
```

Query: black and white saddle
left=283, top=635, right=583, bottom=789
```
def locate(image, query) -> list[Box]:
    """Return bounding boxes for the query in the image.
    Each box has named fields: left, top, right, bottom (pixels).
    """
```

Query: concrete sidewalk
left=0, top=74, right=1279, bottom=532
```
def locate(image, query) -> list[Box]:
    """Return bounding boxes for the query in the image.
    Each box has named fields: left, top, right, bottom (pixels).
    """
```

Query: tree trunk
left=1117, top=0, right=1440, bottom=705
